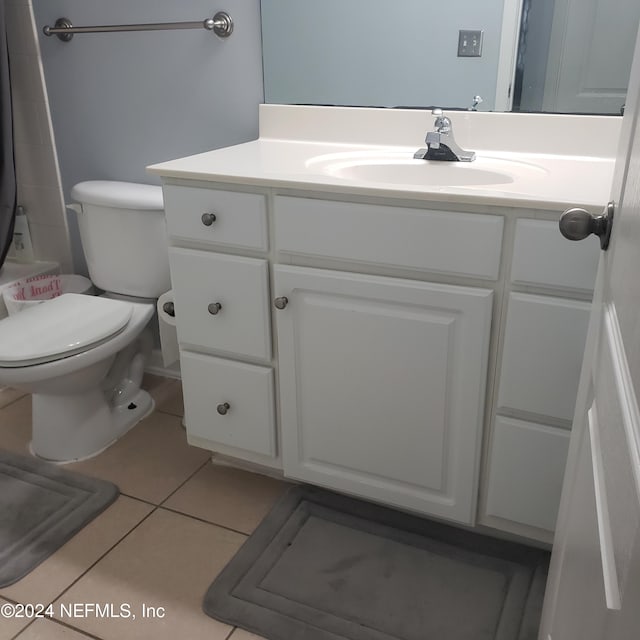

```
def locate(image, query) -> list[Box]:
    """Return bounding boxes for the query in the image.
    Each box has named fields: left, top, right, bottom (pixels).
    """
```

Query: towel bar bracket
left=43, top=11, right=234, bottom=42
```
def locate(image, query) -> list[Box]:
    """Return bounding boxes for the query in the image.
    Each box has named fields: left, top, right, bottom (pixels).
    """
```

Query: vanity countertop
left=148, top=105, right=620, bottom=213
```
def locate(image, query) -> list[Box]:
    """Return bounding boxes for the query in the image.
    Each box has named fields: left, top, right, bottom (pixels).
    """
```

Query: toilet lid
left=0, top=294, right=133, bottom=367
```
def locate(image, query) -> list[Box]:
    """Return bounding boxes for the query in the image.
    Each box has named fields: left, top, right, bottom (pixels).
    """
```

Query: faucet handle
left=431, top=108, right=451, bottom=134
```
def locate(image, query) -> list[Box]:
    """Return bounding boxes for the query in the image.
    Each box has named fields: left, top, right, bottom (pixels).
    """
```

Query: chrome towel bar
left=43, top=11, right=233, bottom=42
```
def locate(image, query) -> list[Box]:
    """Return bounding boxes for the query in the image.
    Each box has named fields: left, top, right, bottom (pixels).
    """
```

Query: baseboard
left=145, top=349, right=181, bottom=380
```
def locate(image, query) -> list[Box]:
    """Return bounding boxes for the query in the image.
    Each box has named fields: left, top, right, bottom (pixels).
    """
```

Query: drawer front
left=498, top=293, right=590, bottom=422
left=169, top=248, right=271, bottom=361
left=485, top=415, right=570, bottom=531
left=274, top=196, right=503, bottom=280
left=163, top=185, right=268, bottom=251
left=181, top=351, right=276, bottom=457
left=511, top=219, right=599, bottom=292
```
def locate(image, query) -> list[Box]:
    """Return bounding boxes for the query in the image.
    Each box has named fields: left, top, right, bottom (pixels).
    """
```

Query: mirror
left=261, top=0, right=640, bottom=114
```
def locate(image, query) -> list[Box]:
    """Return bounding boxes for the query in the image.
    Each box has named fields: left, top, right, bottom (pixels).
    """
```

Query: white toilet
left=0, top=181, right=171, bottom=463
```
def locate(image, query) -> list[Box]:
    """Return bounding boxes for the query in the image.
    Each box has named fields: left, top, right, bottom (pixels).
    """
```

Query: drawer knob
left=208, top=302, right=222, bottom=315
left=162, top=301, right=175, bottom=317
left=274, top=296, right=289, bottom=310
left=201, top=212, right=217, bottom=226
left=216, top=402, right=231, bottom=415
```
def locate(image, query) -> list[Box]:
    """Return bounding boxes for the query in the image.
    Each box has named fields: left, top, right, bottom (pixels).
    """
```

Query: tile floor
left=0, top=376, right=289, bottom=640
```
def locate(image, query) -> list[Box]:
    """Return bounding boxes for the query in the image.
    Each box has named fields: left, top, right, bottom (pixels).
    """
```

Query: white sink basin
left=306, top=150, right=547, bottom=187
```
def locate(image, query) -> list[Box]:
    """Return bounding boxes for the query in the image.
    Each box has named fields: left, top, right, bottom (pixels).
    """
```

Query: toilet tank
left=70, top=181, right=171, bottom=298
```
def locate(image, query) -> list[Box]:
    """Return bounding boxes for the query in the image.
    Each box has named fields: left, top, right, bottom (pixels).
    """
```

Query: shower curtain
left=0, top=0, right=16, bottom=269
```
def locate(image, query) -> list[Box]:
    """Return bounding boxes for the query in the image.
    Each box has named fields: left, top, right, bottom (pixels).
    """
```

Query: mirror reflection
left=261, top=0, right=639, bottom=114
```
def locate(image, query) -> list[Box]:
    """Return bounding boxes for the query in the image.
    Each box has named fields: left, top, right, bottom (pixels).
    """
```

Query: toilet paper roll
left=157, top=290, right=177, bottom=327
left=157, top=290, right=179, bottom=367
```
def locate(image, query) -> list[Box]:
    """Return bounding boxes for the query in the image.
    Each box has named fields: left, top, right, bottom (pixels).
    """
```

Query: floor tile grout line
left=158, top=457, right=211, bottom=507
left=50, top=617, right=106, bottom=639
left=5, top=615, right=105, bottom=640
left=118, top=486, right=253, bottom=537
left=157, top=504, right=252, bottom=538
left=154, top=407, right=183, bottom=418
left=44, top=616, right=106, bottom=640
left=43, top=504, right=160, bottom=609
left=0, top=393, right=28, bottom=412
left=118, top=492, right=158, bottom=507
left=9, top=617, right=35, bottom=640
left=119, top=487, right=252, bottom=538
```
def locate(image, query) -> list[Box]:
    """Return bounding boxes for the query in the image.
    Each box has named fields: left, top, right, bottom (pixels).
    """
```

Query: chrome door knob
left=216, top=402, right=230, bottom=415
left=559, top=202, right=614, bottom=250
left=201, top=212, right=217, bottom=226
left=274, top=296, right=288, bottom=310
left=207, top=302, right=222, bottom=315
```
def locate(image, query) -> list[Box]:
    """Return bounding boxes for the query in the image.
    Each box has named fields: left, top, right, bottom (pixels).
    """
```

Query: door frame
left=495, top=0, right=524, bottom=110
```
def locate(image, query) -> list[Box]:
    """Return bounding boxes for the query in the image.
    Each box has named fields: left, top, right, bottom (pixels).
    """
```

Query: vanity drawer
left=163, top=185, right=268, bottom=251
left=274, top=196, right=503, bottom=279
left=181, top=351, right=276, bottom=457
left=169, top=248, right=272, bottom=361
left=485, top=415, right=569, bottom=531
left=498, top=293, right=590, bottom=422
left=511, top=219, right=599, bottom=292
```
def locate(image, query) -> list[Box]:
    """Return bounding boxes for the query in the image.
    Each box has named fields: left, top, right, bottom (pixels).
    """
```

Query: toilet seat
left=0, top=294, right=133, bottom=367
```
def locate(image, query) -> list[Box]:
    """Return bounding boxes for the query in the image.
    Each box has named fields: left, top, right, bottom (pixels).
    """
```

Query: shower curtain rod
left=43, top=11, right=233, bottom=42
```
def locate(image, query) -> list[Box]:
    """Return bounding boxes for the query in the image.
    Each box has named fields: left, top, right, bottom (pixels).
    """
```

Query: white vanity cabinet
left=161, top=178, right=600, bottom=541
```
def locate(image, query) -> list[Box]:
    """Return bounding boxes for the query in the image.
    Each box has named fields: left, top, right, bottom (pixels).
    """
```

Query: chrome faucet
left=414, top=109, right=476, bottom=162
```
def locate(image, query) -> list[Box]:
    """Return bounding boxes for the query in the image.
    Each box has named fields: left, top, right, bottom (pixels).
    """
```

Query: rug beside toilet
left=0, top=449, right=119, bottom=587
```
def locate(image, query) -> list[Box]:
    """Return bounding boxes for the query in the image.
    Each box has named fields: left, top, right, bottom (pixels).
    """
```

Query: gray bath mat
left=204, top=486, right=549, bottom=640
left=0, top=449, right=119, bottom=587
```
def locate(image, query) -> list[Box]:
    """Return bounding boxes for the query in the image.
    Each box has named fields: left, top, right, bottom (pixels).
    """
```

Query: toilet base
left=31, top=388, right=155, bottom=464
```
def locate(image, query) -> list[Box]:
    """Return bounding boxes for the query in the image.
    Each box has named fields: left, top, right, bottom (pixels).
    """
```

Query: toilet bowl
left=0, top=294, right=155, bottom=461
left=0, top=181, right=170, bottom=462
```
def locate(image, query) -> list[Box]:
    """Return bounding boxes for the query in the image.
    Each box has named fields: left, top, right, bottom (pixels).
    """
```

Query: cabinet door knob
left=208, top=302, right=222, bottom=315
left=274, top=296, right=289, bottom=310
left=216, top=402, right=230, bottom=415
left=201, top=212, right=217, bottom=226
left=162, top=301, right=175, bottom=317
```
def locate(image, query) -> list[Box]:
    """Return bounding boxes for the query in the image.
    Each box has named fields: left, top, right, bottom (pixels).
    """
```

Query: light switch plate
left=458, top=30, right=483, bottom=57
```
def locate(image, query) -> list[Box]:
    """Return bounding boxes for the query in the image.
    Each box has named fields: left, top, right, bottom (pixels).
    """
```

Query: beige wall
left=6, top=0, right=72, bottom=271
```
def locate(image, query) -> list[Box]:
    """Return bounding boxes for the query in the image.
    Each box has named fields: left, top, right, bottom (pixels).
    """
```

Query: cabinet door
left=274, top=265, right=493, bottom=524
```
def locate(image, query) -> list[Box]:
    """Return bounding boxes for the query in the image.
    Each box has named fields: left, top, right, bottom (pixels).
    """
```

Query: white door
left=273, top=265, right=493, bottom=525
left=542, top=0, right=639, bottom=113
left=539, top=28, right=640, bottom=639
